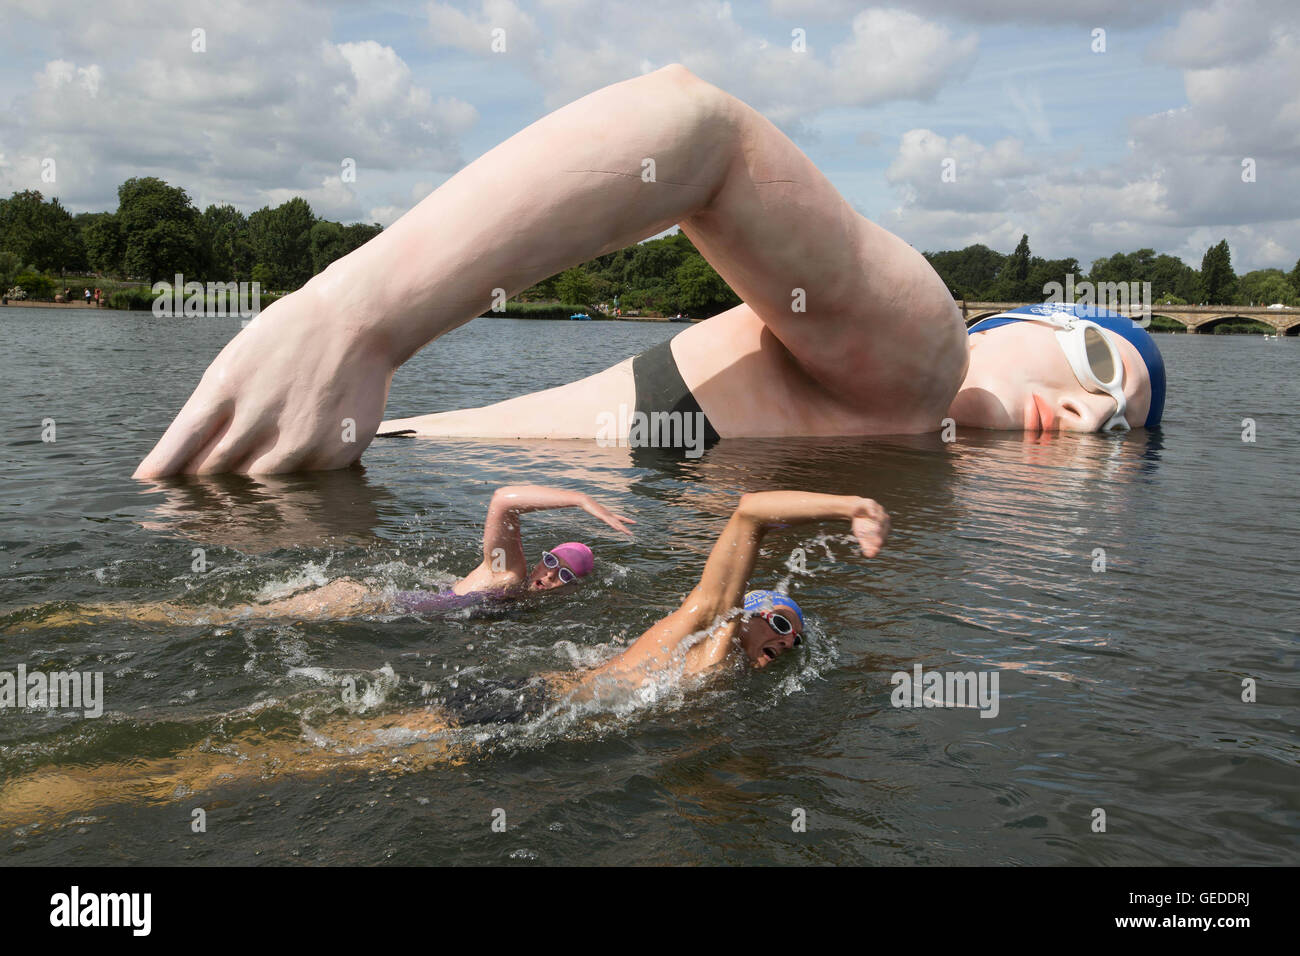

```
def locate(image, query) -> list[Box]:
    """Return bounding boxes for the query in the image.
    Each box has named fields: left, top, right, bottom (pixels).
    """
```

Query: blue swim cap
left=967, top=302, right=1166, bottom=428
left=743, top=589, right=804, bottom=626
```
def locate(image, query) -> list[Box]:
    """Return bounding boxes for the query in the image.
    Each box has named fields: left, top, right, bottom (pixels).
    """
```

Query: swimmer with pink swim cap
left=539, top=542, right=594, bottom=587
left=395, top=486, right=632, bottom=612
left=25, top=486, right=631, bottom=626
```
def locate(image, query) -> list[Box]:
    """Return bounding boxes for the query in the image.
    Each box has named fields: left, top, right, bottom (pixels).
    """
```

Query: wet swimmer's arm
left=582, top=492, right=889, bottom=682
left=455, top=486, right=635, bottom=592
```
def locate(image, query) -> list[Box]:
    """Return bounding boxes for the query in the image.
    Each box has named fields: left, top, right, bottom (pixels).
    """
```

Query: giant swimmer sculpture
left=134, top=65, right=1165, bottom=478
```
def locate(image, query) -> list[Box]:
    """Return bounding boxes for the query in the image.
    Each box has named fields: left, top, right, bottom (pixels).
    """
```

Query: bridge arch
left=1148, top=313, right=1192, bottom=332
left=1193, top=314, right=1277, bottom=334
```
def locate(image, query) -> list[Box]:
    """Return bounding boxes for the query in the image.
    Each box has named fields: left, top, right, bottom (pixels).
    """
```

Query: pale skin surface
left=133, top=63, right=1017, bottom=478
left=0, top=491, right=887, bottom=824
left=8, top=486, right=632, bottom=630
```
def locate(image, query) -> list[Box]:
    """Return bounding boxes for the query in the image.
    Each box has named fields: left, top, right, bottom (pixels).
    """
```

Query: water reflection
left=133, top=466, right=400, bottom=552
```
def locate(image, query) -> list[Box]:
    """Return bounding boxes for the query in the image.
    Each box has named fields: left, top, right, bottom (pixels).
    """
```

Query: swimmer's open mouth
left=763, top=647, right=779, bottom=661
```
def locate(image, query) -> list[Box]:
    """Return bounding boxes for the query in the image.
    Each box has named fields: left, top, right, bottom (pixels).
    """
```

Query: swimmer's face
left=950, top=323, right=1151, bottom=432
left=738, top=612, right=804, bottom=668
left=527, top=555, right=579, bottom=591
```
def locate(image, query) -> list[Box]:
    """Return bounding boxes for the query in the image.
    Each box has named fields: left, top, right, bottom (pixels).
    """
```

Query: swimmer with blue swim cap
left=576, top=490, right=888, bottom=677
left=952, top=301, right=1166, bottom=433
left=741, top=589, right=806, bottom=665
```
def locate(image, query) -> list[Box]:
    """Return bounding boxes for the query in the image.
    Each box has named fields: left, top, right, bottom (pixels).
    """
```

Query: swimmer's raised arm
left=579, top=491, right=888, bottom=684
left=457, top=485, right=635, bottom=591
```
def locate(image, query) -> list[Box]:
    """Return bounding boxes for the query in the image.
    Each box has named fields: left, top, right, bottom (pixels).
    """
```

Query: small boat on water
left=569, top=312, right=592, bottom=320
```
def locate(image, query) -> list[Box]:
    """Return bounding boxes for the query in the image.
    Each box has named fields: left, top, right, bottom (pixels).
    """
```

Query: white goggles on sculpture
left=984, top=311, right=1130, bottom=433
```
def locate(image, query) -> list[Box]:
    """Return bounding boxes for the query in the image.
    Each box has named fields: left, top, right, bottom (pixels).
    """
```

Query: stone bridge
left=958, top=301, right=1300, bottom=334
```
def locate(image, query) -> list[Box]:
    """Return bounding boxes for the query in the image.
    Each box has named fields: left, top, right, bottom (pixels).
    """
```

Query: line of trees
left=517, top=231, right=743, bottom=317
left=4, top=181, right=1298, bottom=314
left=924, top=234, right=1300, bottom=308
left=0, top=180, right=382, bottom=296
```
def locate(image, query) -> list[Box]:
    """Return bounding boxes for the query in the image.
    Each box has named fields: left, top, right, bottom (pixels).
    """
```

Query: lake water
left=1, top=309, right=1296, bottom=865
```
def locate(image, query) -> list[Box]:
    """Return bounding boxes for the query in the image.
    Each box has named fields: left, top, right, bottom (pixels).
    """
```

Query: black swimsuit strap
left=632, top=338, right=721, bottom=445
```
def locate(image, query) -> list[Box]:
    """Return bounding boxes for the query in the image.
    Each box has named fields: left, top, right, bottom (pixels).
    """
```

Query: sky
left=1, top=0, right=1297, bottom=272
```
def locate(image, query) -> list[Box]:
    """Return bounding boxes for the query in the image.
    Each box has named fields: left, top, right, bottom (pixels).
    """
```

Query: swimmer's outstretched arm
left=576, top=491, right=888, bottom=688
left=453, top=485, right=634, bottom=593
left=135, top=62, right=960, bottom=475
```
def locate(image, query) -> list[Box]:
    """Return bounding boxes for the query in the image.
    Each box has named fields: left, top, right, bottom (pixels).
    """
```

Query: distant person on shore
left=0, top=490, right=886, bottom=820
left=94, top=287, right=102, bottom=307
left=134, top=65, right=1165, bottom=478
left=12, top=485, right=632, bottom=630
left=82, top=287, right=91, bottom=305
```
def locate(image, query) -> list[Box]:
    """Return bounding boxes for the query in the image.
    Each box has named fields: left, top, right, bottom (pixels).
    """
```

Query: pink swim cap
left=549, top=542, right=594, bottom=578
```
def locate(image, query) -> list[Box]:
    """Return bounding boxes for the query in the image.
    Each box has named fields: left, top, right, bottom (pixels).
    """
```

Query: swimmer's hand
left=849, top=498, right=890, bottom=558
left=133, top=286, right=396, bottom=476
left=579, top=495, right=636, bottom=537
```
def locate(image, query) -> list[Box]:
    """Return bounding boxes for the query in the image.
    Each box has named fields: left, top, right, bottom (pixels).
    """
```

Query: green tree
left=986, top=234, right=1033, bottom=299
left=117, top=177, right=202, bottom=283
left=14, top=272, right=57, bottom=299
left=1088, top=249, right=1202, bottom=304
left=673, top=253, right=739, bottom=314
left=248, top=197, right=316, bottom=289
left=555, top=266, right=595, bottom=305
left=1148, top=253, right=1197, bottom=302
left=1026, top=256, right=1080, bottom=302
left=1288, top=257, right=1300, bottom=298
left=0, top=250, right=20, bottom=292
left=1089, top=249, right=1157, bottom=286
left=1009, top=234, right=1031, bottom=281
left=1235, top=269, right=1296, bottom=306
left=923, top=243, right=1006, bottom=299
left=342, top=222, right=382, bottom=253
left=521, top=273, right=558, bottom=301
left=1199, top=239, right=1237, bottom=304
left=309, top=220, right=382, bottom=275
left=309, top=221, right=345, bottom=275
left=251, top=263, right=276, bottom=288
left=82, top=213, right=124, bottom=276
left=199, top=204, right=253, bottom=282
left=0, top=190, right=81, bottom=273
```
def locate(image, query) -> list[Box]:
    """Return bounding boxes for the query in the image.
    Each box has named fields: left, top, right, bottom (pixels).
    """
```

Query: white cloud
left=368, top=204, right=408, bottom=227
left=886, top=129, right=1039, bottom=213
left=428, top=2, right=979, bottom=129
left=264, top=176, right=363, bottom=221
left=426, top=0, right=542, bottom=54
left=1148, top=0, right=1286, bottom=67
left=768, top=0, right=1199, bottom=26
left=880, top=1, right=1300, bottom=271
left=827, top=9, right=979, bottom=107
left=0, top=0, right=477, bottom=219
